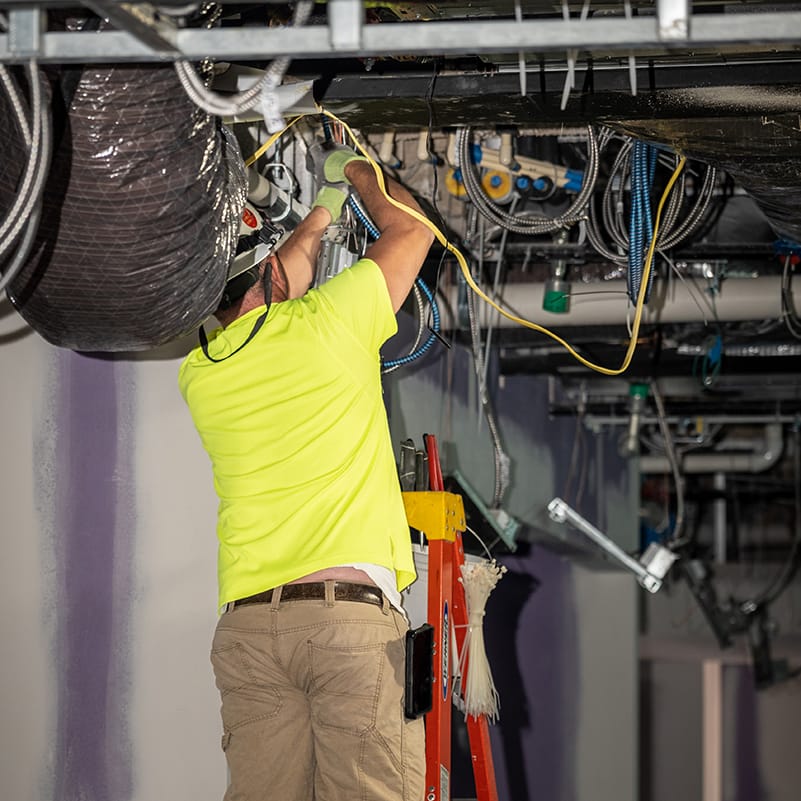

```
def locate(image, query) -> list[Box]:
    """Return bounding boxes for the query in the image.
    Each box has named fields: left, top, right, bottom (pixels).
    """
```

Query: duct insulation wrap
left=0, top=65, right=247, bottom=351
left=618, top=104, right=801, bottom=245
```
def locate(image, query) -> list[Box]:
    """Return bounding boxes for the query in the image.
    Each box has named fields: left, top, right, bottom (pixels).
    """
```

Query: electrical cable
left=466, top=261, right=510, bottom=506
left=587, top=130, right=717, bottom=274
left=174, top=1, right=312, bottom=119
left=0, top=204, right=42, bottom=294
left=381, top=277, right=441, bottom=371
left=0, top=61, right=51, bottom=286
left=651, top=381, right=688, bottom=548
left=481, top=196, right=518, bottom=393
left=455, top=125, right=599, bottom=235
left=382, top=282, right=427, bottom=374
left=0, top=64, right=32, bottom=146
left=345, top=192, right=442, bottom=372
left=271, top=108, right=685, bottom=376
left=244, top=115, right=302, bottom=167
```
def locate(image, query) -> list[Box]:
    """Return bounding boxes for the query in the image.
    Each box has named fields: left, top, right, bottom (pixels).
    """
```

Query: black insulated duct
left=619, top=95, right=801, bottom=246
left=0, top=64, right=246, bottom=352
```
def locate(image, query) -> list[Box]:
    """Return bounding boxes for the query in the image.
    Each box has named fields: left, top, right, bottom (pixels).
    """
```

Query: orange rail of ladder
left=401, top=434, right=499, bottom=801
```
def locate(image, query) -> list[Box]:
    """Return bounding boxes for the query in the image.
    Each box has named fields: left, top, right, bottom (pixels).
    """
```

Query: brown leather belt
left=231, top=581, right=383, bottom=610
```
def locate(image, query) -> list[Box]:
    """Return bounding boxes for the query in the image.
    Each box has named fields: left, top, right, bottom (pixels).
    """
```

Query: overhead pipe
left=640, top=423, right=784, bottom=474
left=444, top=276, right=798, bottom=328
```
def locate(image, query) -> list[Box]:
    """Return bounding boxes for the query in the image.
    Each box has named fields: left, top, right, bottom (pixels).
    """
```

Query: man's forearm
left=344, top=161, right=426, bottom=236
left=276, top=205, right=331, bottom=299
left=342, top=158, right=434, bottom=313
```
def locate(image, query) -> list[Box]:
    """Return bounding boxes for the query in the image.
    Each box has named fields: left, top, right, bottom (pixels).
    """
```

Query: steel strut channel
left=4, top=10, right=801, bottom=63
left=402, top=434, right=498, bottom=801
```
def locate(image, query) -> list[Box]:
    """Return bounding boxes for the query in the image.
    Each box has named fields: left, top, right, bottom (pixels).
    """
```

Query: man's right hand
left=306, top=141, right=368, bottom=186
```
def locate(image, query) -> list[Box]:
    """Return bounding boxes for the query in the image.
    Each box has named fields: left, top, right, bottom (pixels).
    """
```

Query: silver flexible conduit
left=174, top=0, right=313, bottom=118
left=465, top=265, right=510, bottom=507
left=586, top=129, right=718, bottom=264
left=455, top=125, right=599, bottom=235
left=0, top=61, right=52, bottom=292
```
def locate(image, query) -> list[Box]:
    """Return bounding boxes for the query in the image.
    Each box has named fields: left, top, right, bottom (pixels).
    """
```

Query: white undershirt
left=343, top=563, right=407, bottom=620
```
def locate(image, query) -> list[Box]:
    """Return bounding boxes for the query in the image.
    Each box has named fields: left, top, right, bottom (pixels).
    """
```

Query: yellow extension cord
left=244, top=107, right=687, bottom=376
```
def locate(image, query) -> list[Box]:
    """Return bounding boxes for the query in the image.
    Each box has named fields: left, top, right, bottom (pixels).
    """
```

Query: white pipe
left=712, top=472, right=727, bottom=563
left=640, top=423, right=784, bottom=474
left=499, top=132, right=514, bottom=167
left=444, top=276, right=797, bottom=327
left=417, top=130, right=430, bottom=163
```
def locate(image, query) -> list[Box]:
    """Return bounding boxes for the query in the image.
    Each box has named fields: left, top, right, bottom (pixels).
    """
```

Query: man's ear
left=268, top=253, right=291, bottom=303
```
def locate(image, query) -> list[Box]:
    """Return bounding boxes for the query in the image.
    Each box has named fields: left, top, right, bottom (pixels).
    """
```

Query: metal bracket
left=8, top=8, right=43, bottom=58
left=657, top=0, right=690, bottom=41
left=328, top=0, right=363, bottom=52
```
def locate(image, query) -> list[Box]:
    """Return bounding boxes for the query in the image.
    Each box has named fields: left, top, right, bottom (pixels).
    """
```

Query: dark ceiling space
left=1, top=0, right=801, bottom=419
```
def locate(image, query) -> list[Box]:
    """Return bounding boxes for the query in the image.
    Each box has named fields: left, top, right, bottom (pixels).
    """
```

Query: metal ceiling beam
left=2, top=12, right=801, bottom=63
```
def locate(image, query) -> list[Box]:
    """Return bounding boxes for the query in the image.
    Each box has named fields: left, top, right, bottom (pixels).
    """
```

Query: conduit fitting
left=543, top=232, right=571, bottom=314
left=499, top=132, right=514, bottom=167
left=622, top=383, right=649, bottom=457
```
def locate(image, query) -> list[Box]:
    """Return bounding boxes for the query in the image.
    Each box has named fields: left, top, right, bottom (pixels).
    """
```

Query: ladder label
left=442, top=601, right=449, bottom=700
left=440, top=764, right=450, bottom=801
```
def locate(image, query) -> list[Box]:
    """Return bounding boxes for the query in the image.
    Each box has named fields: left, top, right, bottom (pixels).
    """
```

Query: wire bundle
left=0, top=60, right=52, bottom=293
left=628, top=140, right=657, bottom=303
left=174, top=0, right=313, bottom=123
left=455, top=126, right=599, bottom=235
left=586, top=129, right=717, bottom=273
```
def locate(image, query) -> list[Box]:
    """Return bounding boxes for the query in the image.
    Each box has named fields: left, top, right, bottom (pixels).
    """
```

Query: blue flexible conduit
left=320, top=118, right=439, bottom=368
left=346, top=194, right=441, bottom=369
left=628, top=140, right=657, bottom=303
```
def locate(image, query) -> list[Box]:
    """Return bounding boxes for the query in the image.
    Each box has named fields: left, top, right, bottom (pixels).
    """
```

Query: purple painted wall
left=50, top=351, right=135, bottom=801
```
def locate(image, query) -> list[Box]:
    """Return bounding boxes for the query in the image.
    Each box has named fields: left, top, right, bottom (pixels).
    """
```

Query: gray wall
left=1, top=299, right=641, bottom=801
left=384, top=326, right=639, bottom=801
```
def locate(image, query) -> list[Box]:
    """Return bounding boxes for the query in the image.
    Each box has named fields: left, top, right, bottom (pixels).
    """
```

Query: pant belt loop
left=270, top=585, right=283, bottom=611
left=380, top=591, right=390, bottom=615
left=324, top=580, right=336, bottom=607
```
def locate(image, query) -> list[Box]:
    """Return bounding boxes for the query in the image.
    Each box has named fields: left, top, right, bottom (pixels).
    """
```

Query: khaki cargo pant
left=211, top=586, right=426, bottom=801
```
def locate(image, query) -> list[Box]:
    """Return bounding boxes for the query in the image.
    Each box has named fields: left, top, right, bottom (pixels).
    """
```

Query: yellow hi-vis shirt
left=178, top=259, right=416, bottom=609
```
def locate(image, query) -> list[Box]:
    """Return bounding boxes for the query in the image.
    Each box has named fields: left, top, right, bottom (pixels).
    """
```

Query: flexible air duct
left=618, top=104, right=801, bottom=245
left=0, top=64, right=246, bottom=351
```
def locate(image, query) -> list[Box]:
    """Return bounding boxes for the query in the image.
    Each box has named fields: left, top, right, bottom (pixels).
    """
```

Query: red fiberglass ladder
left=402, top=434, right=499, bottom=801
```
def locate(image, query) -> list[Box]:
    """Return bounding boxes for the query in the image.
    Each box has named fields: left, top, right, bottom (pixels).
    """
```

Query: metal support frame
left=328, top=0, right=362, bottom=52
left=2, top=8, right=801, bottom=63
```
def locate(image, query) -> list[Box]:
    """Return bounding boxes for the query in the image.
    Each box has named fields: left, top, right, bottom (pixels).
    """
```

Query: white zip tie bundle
left=457, top=558, right=507, bottom=722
